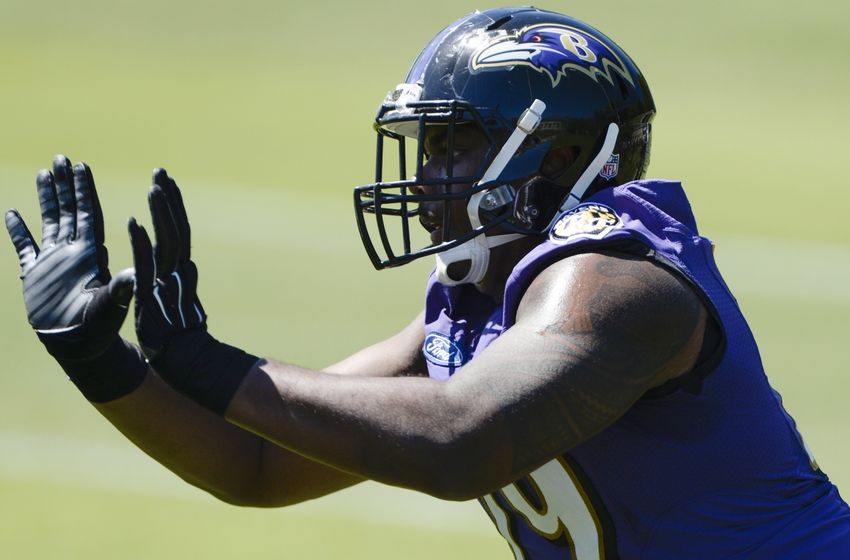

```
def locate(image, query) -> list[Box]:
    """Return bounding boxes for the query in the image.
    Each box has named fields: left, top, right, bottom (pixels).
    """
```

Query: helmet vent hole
left=485, top=15, right=513, bottom=31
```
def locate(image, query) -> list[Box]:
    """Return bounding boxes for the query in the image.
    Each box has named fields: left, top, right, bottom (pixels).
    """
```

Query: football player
left=7, top=7, right=850, bottom=559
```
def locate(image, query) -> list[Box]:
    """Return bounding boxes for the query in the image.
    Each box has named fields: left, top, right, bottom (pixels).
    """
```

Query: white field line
left=0, top=429, right=494, bottom=535
left=3, top=165, right=848, bottom=304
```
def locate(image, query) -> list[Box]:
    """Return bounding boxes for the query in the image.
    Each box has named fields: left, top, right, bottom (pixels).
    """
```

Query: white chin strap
left=433, top=101, right=621, bottom=286
left=435, top=228, right=524, bottom=286
left=435, top=99, right=546, bottom=286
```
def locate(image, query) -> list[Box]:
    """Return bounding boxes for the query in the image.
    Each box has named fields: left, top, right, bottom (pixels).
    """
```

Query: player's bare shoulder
left=517, top=250, right=708, bottom=388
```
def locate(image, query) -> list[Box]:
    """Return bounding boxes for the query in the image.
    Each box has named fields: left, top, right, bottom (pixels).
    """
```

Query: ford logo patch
left=423, top=333, right=465, bottom=367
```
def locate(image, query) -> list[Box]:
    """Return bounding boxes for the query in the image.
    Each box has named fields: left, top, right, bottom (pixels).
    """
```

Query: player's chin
left=429, top=228, right=445, bottom=246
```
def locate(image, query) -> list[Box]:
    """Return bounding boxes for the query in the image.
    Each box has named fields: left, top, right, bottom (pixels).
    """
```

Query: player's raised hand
left=128, top=169, right=257, bottom=414
left=128, top=168, right=207, bottom=359
left=5, top=156, right=147, bottom=401
left=5, top=156, right=134, bottom=360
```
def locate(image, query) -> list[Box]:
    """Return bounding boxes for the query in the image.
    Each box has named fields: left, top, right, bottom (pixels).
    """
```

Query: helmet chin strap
left=435, top=99, right=546, bottom=286
left=434, top=200, right=524, bottom=285
left=433, top=106, right=621, bottom=286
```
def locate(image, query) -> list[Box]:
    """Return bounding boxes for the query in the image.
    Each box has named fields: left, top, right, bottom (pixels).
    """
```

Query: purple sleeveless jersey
left=422, top=180, right=850, bottom=559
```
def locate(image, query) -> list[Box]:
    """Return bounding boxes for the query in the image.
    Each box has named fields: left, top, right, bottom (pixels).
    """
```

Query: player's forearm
left=225, top=359, right=505, bottom=500
left=93, top=368, right=270, bottom=505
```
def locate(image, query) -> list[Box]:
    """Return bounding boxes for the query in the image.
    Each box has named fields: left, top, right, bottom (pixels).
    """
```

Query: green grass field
left=1, top=1, right=848, bottom=558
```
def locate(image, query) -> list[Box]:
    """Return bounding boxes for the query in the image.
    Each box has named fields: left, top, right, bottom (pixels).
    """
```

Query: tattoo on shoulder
left=490, top=253, right=703, bottom=476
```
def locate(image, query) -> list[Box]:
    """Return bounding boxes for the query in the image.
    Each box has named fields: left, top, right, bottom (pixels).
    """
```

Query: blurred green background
left=1, top=1, right=848, bottom=558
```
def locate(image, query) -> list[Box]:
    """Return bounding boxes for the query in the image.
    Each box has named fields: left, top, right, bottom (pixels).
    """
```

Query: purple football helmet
left=354, top=7, right=655, bottom=274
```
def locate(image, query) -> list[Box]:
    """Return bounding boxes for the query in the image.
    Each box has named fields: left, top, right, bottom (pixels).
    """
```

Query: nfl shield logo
left=599, top=153, right=619, bottom=180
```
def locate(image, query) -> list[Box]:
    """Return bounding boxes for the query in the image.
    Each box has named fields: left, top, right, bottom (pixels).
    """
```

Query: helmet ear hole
left=513, top=177, right=571, bottom=230
left=540, top=146, right=579, bottom=180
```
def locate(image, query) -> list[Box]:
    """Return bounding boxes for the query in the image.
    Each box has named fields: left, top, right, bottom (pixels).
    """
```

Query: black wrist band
left=53, top=337, right=149, bottom=403
left=150, top=330, right=260, bottom=415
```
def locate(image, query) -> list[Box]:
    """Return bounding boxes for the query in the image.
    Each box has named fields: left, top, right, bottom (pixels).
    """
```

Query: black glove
left=129, top=169, right=258, bottom=414
left=5, top=156, right=147, bottom=401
